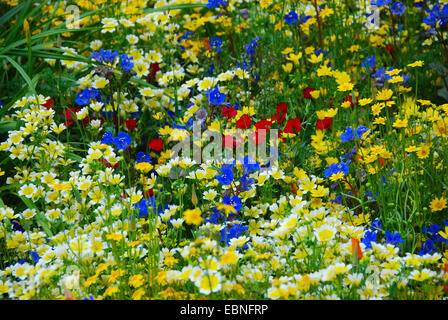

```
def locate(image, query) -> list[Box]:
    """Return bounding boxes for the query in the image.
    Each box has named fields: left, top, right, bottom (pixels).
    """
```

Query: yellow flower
left=183, top=208, right=203, bottom=226
left=392, top=118, right=408, bottom=128
left=282, top=62, right=293, bottom=73
left=337, top=82, right=354, bottom=92
left=407, top=60, right=424, bottom=68
left=376, top=88, right=393, bottom=101
left=430, top=196, right=447, bottom=212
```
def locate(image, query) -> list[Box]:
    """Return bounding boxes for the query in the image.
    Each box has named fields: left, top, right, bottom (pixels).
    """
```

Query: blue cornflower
left=29, top=251, right=41, bottom=264
left=284, top=11, right=298, bottom=24
left=391, top=2, right=405, bottom=15
left=207, top=86, right=226, bottom=105
left=114, top=132, right=132, bottom=150
left=340, top=127, right=354, bottom=142
left=120, top=54, right=134, bottom=71
left=209, top=36, right=223, bottom=53
left=101, top=132, right=115, bottom=145
left=385, top=230, right=405, bottom=246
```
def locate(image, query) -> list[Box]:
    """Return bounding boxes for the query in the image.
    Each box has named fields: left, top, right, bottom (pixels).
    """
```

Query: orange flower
left=351, top=238, right=363, bottom=260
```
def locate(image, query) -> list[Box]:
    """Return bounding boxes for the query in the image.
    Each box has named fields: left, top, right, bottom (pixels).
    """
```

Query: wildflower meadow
left=1, top=0, right=448, bottom=302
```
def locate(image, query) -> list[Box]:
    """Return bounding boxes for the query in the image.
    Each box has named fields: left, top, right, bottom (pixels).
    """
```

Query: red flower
left=222, top=106, right=237, bottom=118
left=274, top=102, right=288, bottom=123
left=149, top=138, right=163, bottom=152
left=42, top=97, right=54, bottom=110
left=126, top=118, right=137, bottom=131
left=385, top=44, right=394, bottom=54
left=143, top=189, right=154, bottom=199
left=283, top=118, right=302, bottom=134
left=63, top=107, right=79, bottom=127
left=98, top=158, right=118, bottom=170
left=351, top=238, right=363, bottom=260
left=254, top=119, right=273, bottom=131
left=316, top=117, right=333, bottom=130
left=147, top=63, right=161, bottom=83
left=223, top=134, right=244, bottom=148
left=343, top=94, right=358, bottom=108
left=236, top=114, right=252, bottom=129
left=82, top=117, right=90, bottom=128
left=291, top=183, right=298, bottom=195
left=249, top=130, right=266, bottom=146
left=303, top=87, right=316, bottom=99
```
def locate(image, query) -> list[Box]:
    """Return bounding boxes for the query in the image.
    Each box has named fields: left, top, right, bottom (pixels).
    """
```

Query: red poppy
left=385, top=44, right=394, bottom=54
left=236, top=114, right=252, bottom=129
left=126, top=118, right=137, bottom=131
left=283, top=118, right=302, bottom=134
left=274, top=102, right=288, bottom=123
left=303, top=87, right=316, bottom=99
left=316, top=117, right=333, bottom=130
left=222, top=106, right=237, bottom=118
left=149, top=138, right=163, bottom=152
left=254, top=119, right=273, bottom=131
left=351, top=238, right=363, bottom=260
left=42, top=97, right=54, bottom=110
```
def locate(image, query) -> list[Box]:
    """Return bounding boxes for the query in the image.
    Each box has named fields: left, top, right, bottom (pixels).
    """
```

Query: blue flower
left=209, top=37, right=223, bottom=53
left=340, top=127, right=354, bottom=142
left=419, top=239, right=436, bottom=255
left=239, top=155, right=260, bottom=174
left=324, top=162, right=350, bottom=178
left=223, top=195, right=242, bottom=213
left=391, top=2, right=405, bottom=15
left=91, top=49, right=119, bottom=65
left=356, top=126, right=371, bottom=140
left=361, top=230, right=377, bottom=249
left=120, top=54, right=134, bottom=71
left=136, top=152, right=152, bottom=163
left=207, top=86, right=226, bottom=105
left=361, top=55, right=376, bottom=69
left=284, top=11, right=298, bottom=24
left=76, top=87, right=98, bottom=106
left=206, top=0, right=228, bottom=8
left=101, top=132, right=115, bottom=145
left=216, top=163, right=234, bottom=186
left=114, top=132, right=132, bottom=150
left=220, top=223, right=248, bottom=245
left=372, top=0, right=391, bottom=6
left=385, top=230, right=405, bottom=246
